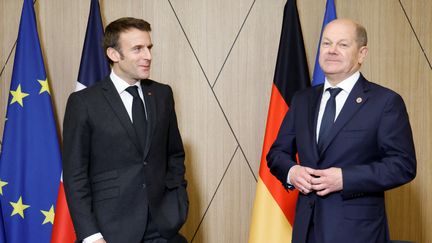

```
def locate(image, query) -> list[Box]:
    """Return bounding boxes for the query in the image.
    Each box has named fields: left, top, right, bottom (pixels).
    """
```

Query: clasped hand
left=290, top=165, right=343, bottom=196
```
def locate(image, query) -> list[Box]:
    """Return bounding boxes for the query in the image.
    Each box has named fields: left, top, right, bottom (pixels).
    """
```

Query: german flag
left=248, top=0, right=310, bottom=242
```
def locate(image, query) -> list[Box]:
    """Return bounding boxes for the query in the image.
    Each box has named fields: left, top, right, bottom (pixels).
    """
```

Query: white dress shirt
left=315, top=72, right=359, bottom=142
left=83, top=70, right=147, bottom=243
left=287, top=71, right=360, bottom=185
left=110, top=70, right=148, bottom=121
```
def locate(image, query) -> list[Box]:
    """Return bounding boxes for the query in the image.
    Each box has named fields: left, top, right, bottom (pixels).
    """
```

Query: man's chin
left=138, top=73, right=150, bottom=80
left=321, top=68, right=341, bottom=75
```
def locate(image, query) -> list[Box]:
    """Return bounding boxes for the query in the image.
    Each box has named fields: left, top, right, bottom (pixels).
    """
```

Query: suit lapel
left=319, top=76, right=370, bottom=155
left=141, top=80, right=157, bottom=159
left=101, top=78, right=141, bottom=152
left=309, top=86, right=323, bottom=160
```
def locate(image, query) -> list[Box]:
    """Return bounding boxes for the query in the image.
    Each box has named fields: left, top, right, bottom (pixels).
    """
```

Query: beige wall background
left=1, top=0, right=431, bottom=242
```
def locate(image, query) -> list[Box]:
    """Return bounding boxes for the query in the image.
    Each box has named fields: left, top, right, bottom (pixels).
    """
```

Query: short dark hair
left=103, top=17, right=151, bottom=64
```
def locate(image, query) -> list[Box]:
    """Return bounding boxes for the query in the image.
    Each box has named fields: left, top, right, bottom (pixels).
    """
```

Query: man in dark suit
left=267, top=19, right=416, bottom=243
left=63, top=17, right=188, bottom=243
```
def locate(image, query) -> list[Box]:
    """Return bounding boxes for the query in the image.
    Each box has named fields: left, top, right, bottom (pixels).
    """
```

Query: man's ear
left=358, top=46, right=368, bottom=65
left=107, top=47, right=121, bottom=63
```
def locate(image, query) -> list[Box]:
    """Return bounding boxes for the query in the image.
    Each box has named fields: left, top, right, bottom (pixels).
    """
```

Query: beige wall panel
left=0, top=53, right=14, bottom=141
left=0, top=0, right=22, bottom=141
left=297, top=0, right=326, bottom=74
left=169, top=0, right=255, bottom=85
left=1, top=0, right=431, bottom=242
left=400, top=0, right=432, bottom=63
left=36, top=0, right=89, bottom=132
left=141, top=1, right=240, bottom=239
left=103, top=0, right=147, bottom=22
left=213, top=0, right=285, bottom=175
left=192, top=149, right=256, bottom=243
left=385, top=54, right=432, bottom=242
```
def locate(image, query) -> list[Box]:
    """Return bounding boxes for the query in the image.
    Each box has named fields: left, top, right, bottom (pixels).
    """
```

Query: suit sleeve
left=165, top=86, right=187, bottom=190
left=342, top=93, right=416, bottom=197
left=266, top=94, right=299, bottom=190
left=62, top=92, right=100, bottom=240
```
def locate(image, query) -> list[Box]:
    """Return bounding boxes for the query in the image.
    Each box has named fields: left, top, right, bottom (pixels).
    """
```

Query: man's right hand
left=289, top=165, right=315, bottom=194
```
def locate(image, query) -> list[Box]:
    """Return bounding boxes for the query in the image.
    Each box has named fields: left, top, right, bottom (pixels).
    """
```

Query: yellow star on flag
left=38, top=78, right=50, bottom=94
left=10, top=84, right=30, bottom=107
left=41, top=205, right=55, bottom=225
left=0, top=179, right=8, bottom=195
left=10, top=196, right=30, bottom=218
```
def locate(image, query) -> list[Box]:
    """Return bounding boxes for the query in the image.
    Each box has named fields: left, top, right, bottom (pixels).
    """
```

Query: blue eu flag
left=0, top=0, right=62, bottom=242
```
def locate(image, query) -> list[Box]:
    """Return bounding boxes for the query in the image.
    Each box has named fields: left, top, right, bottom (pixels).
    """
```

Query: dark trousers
left=141, top=212, right=187, bottom=243
left=305, top=203, right=316, bottom=243
left=142, top=233, right=187, bottom=243
left=305, top=220, right=316, bottom=243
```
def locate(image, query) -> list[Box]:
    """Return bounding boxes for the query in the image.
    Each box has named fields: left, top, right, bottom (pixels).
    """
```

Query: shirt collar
left=323, top=71, right=360, bottom=94
left=110, top=70, right=141, bottom=94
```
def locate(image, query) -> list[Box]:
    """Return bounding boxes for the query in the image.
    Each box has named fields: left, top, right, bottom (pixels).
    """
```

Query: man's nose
left=328, top=44, right=337, bottom=53
left=143, top=48, right=152, bottom=60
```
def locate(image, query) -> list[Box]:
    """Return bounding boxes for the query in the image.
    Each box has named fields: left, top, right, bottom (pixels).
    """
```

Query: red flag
left=51, top=181, right=75, bottom=243
left=249, top=0, right=310, bottom=242
left=51, top=0, right=108, bottom=242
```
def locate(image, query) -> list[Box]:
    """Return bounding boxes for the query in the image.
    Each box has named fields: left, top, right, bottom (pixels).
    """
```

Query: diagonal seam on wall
left=167, top=0, right=258, bottom=183
left=189, top=145, right=240, bottom=243
left=0, top=42, right=16, bottom=80
left=167, top=0, right=259, bottom=239
left=0, top=0, right=39, bottom=146
left=211, top=0, right=257, bottom=89
left=398, top=0, right=432, bottom=70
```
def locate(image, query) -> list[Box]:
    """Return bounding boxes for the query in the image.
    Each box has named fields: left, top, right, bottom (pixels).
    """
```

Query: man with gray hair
left=267, top=19, right=416, bottom=243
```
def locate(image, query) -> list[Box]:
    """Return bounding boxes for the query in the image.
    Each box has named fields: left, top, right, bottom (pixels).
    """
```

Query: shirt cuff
left=83, top=233, right=103, bottom=243
left=287, top=167, right=293, bottom=185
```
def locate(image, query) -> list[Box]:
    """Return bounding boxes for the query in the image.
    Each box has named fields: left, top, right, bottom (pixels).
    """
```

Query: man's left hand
left=310, top=167, right=343, bottom=196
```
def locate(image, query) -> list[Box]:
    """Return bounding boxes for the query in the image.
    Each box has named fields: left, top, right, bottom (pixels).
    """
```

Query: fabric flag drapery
left=51, top=0, right=109, bottom=242
left=0, top=0, right=62, bottom=242
left=311, top=0, right=337, bottom=86
left=248, top=0, right=310, bottom=242
left=75, top=0, right=110, bottom=91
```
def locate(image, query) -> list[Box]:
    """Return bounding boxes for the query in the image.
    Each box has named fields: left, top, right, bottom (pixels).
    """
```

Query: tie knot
left=126, top=86, right=140, bottom=98
left=327, top=87, right=342, bottom=98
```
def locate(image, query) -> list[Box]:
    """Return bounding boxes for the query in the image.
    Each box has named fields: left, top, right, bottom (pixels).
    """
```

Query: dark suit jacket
left=267, top=75, right=416, bottom=243
left=63, top=77, right=188, bottom=242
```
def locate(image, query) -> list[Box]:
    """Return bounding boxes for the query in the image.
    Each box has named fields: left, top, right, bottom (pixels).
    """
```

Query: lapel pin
left=356, top=97, right=362, bottom=103
left=147, top=92, right=152, bottom=96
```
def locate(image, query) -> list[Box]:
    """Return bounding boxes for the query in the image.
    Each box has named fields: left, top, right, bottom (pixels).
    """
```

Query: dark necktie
left=318, top=87, right=342, bottom=151
left=126, top=86, right=147, bottom=151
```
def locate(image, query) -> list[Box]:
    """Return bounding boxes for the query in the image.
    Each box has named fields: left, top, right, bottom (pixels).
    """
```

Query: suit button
left=143, top=161, right=148, bottom=166
left=142, top=184, right=147, bottom=189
